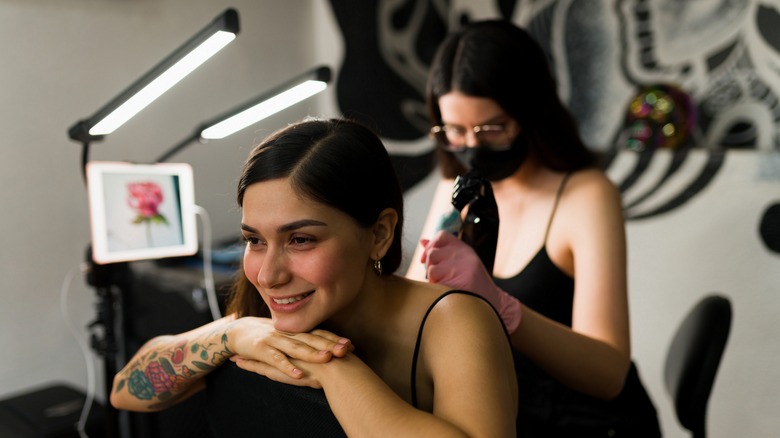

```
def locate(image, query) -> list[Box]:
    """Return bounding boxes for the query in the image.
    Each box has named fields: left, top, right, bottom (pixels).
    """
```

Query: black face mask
left=452, top=137, right=528, bottom=182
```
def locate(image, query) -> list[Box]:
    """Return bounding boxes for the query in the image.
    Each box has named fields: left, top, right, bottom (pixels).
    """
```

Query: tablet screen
left=86, top=161, right=198, bottom=264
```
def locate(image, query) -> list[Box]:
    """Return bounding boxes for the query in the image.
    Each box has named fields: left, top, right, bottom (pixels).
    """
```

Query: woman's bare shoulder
left=394, top=277, right=493, bottom=317
left=568, top=167, right=616, bottom=189
left=565, top=168, right=621, bottom=206
left=424, top=289, right=501, bottom=325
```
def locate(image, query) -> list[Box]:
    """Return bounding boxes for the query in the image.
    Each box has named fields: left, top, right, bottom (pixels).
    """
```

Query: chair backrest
left=664, top=294, right=732, bottom=438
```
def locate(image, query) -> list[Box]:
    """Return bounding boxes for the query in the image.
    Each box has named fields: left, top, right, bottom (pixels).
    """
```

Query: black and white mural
left=327, top=0, right=780, bottom=253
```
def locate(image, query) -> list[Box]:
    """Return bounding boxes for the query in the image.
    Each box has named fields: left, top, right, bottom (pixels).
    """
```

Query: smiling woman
left=109, top=118, right=518, bottom=437
left=239, top=178, right=381, bottom=333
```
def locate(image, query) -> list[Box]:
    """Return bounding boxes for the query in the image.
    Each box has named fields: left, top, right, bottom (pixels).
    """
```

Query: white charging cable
left=194, top=205, right=222, bottom=321
left=59, top=262, right=94, bottom=438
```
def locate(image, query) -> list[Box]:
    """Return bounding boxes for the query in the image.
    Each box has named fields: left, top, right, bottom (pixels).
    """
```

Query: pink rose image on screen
left=127, top=181, right=169, bottom=246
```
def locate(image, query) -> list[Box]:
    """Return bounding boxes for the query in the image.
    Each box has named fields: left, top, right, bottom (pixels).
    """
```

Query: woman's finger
left=269, top=330, right=351, bottom=360
left=264, top=334, right=334, bottom=363
left=233, top=356, right=321, bottom=389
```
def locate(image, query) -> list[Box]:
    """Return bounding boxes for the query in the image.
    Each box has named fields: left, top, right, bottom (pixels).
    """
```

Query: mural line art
left=327, top=0, right=779, bottom=244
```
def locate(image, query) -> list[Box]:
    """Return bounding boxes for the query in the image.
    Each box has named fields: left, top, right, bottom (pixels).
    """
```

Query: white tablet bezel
left=86, top=161, right=198, bottom=264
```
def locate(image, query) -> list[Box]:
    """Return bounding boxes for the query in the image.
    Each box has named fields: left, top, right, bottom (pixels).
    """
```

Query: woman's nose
left=256, top=248, right=290, bottom=289
left=464, top=130, right=481, bottom=148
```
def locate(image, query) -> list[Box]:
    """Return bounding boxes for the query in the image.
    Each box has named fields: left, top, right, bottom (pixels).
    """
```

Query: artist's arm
left=511, top=171, right=631, bottom=399
left=110, top=315, right=350, bottom=412
left=421, top=171, right=631, bottom=400
left=242, top=294, right=517, bottom=437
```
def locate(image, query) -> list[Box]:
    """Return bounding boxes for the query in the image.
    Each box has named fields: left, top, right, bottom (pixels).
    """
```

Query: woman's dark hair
left=427, top=19, right=596, bottom=178
left=227, top=118, right=405, bottom=317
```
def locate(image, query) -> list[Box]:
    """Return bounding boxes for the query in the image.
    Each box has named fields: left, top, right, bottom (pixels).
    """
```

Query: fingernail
left=292, top=368, right=303, bottom=377
left=338, top=338, right=351, bottom=345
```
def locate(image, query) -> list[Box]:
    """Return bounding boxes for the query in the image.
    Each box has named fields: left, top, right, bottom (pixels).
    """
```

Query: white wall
left=610, top=150, right=780, bottom=437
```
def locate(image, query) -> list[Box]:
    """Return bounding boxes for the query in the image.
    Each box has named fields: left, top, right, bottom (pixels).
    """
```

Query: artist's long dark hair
left=427, top=19, right=596, bottom=178
left=227, top=118, right=405, bottom=317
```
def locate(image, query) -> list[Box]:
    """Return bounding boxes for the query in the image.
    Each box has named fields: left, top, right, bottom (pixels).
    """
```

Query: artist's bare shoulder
left=564, top=168, right=622, bottom=209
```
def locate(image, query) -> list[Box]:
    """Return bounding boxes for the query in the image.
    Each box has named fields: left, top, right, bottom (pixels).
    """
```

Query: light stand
left=69, top=8, right=239, bottom=179
left=83, top=246, right=130, bottom=438
left=156, top=65, right=331, bottom=162
left=67, top=9, right=239, bottom=438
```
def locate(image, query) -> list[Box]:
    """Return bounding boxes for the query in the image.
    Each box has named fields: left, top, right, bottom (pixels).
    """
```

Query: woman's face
left=241, top=178, right=374, bottom=333
left=438, top=92, right=526, bottom=181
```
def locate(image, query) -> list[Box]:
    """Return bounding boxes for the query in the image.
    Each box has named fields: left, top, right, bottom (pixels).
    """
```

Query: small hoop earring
left=373, top=259, right=383, bottom=276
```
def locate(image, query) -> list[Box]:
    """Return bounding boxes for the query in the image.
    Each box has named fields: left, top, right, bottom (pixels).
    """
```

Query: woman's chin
left=272, top=318, right=317, bottom=334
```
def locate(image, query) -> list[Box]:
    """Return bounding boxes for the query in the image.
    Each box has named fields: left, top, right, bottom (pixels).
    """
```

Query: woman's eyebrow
left=277, top=219, right=327, bottom=233
left=240, top=220, right=327, bottom=234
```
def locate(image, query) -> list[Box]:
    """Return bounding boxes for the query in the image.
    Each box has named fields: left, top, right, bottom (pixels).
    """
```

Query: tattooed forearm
left=114, top=327, right=234, bottom=406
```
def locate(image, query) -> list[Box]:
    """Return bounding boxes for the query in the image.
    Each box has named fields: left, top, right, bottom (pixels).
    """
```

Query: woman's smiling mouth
left=272, top=291, right=313, bottom=305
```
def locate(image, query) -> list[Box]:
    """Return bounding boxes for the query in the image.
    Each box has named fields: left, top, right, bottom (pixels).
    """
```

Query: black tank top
left=204, top=291, right=500, bottom=437
left=494, top=172, right=661, bottom=437
left=494, top=173, right=574, bottom=325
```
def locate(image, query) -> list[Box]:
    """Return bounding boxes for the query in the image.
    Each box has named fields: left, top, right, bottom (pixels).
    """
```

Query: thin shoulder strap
left=410, top=290, right=502, bottom=408
left=544, top=172, right=572, bottom=244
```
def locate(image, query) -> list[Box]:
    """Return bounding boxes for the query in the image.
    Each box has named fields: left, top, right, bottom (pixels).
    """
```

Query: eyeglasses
left=430, top=123, right=514, bottom=152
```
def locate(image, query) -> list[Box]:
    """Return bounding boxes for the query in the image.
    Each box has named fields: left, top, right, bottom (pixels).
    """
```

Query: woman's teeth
left=273, top=292, right=312, bottom=305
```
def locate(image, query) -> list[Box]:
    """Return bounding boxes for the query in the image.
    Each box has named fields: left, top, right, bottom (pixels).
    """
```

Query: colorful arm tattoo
left=114, top=328, right=233, bottom=408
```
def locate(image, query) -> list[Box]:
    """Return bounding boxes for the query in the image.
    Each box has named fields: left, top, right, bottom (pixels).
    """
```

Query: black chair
left=664, top=294, right=732, bottom=438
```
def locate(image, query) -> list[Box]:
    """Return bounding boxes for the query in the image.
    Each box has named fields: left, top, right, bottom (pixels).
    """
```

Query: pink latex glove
left=420, top=230, right=522, bottom=333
